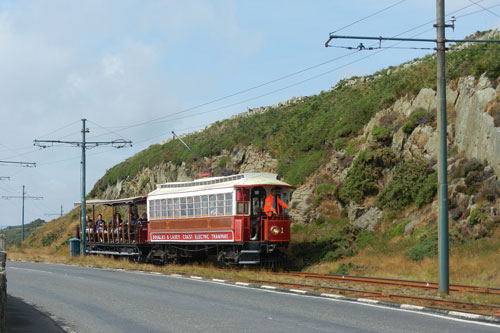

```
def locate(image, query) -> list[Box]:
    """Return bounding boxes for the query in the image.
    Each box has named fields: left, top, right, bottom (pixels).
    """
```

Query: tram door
left=250, top=187, right=266, bottom=240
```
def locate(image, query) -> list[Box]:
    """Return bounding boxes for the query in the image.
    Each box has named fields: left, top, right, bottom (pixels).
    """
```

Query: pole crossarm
left=34, top=139, right=132, bottom=149
left=0, top=177, right=9, bottom=180
left=325, top=34, right=500, bottom=47
left=0, top=160, right=36, bottom=167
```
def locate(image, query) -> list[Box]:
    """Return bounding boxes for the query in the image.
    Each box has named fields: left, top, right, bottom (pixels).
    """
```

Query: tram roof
left=149, top=173, right=295, bottom=196
left=74, top=195, right=147, bottom=207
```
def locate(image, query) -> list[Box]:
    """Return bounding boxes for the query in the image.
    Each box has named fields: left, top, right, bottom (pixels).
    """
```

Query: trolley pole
left=436, top=0, right=449, bottom=294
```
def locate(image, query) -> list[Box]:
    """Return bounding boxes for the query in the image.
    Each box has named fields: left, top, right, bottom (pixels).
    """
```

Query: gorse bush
left=405, top=233, right=438, bottom=261
left=402, top=109, right=435, bottom=134
left=339, top=148, right=398, bottom=204
left=371, top=126, right=393, bottom=144
left=377, top=160, right=437, bottom=210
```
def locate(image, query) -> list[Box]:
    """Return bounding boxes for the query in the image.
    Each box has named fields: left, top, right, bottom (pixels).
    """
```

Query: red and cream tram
left=78, top=173, right=295, bottom=267
left=146, top=173, right=294, bottom=266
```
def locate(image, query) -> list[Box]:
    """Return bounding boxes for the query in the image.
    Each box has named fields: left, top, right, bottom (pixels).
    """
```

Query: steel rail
left=249, top=279, right=500, bottom=316
left=283, top=272, right=500, bottom=295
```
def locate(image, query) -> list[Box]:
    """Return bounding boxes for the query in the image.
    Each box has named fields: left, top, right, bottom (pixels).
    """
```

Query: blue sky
left=0, top=0, right=499, bottom=227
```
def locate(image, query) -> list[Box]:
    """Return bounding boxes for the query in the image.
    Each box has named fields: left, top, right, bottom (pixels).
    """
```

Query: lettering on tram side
left=151, top=231, right=233, bottom=242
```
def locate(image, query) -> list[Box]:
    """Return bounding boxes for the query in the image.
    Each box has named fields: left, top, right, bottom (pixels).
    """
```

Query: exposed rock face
left=455, top=75, right=500, bottom=175
left=352, top=207, right=382, bottom=231
left=289, top=186, right=315, bottom=223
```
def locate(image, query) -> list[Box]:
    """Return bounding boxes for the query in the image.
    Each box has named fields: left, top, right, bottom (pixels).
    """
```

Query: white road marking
left=290, top=289, right=307, bottom=294
left=261, top=285, right=277, bottom=290
left=320, top=293, right=345, bottom=299
left=358, top=298, right=379, bottom=304
left=236, top=282, right=249, bottom=286
left=401, top=304, right=424, bottom=310
left=448, top=311, right=482, bottom=319
left=8, top=267, right=53, bottom=274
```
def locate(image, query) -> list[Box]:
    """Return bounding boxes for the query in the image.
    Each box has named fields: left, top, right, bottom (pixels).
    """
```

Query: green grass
left=290, top=218, right=358, bottom=269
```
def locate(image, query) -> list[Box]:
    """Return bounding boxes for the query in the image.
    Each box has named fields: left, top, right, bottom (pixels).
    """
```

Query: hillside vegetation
left=90, top=33, right=500, bottom=197
left=0, top=219, right=45, bottom=249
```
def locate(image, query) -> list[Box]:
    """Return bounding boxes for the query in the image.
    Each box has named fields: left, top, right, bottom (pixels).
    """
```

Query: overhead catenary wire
left=329, top=0, right=408, bottom=34
left=467, top=0, right=500, bottom=18
left=31, top=1, right=498, bottom=165
left=11, top=0, right=497, bottom=167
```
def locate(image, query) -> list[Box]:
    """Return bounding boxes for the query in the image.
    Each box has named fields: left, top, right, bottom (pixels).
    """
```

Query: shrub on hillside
left=372, top=126, right=393, bottom=145
left=405, top=233, right=438, bottom=261
left=339, top=148, right=398, bottom=204
left=377, top=160, right=437, bottom=210
left=401, top=109, right=435, bottom=134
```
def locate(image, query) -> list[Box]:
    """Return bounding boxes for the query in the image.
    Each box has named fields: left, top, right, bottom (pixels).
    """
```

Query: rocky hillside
left=84, top=30, right=500, bottom=269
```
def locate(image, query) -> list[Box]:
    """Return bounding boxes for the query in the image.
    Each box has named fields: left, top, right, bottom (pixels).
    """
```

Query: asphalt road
left=6, top=261, right=500, bottom=333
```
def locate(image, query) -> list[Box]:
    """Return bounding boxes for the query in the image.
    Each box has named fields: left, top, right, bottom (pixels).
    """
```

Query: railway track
left=249, top=278, right=500, bottom=316
left=283, top=272, right=500, bottom=295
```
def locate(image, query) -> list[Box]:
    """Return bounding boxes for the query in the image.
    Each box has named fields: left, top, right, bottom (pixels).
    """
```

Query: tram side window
left=202, top=196, right=209, bottom=216
left=161, top=199, right=167, bottom=218
left=209, top=195, right=216, bottom=216
left=154, top=199, right=161, bottom=218
left=167, top=199, right=173, bottom=218
left=180, top=197, right=187, bottom=217
left=237, top=202, right=249, bottom=215
left=174, top=198, right=180, bottom=218
left=225, top=193, right=232, bottom=215
left=217, top=194, right=224, bottom=215
left=194, top=196, right=201, bottom=217
left=149, top=200, right=155, bottom=218
left=187, top=197, right=194, bottom=216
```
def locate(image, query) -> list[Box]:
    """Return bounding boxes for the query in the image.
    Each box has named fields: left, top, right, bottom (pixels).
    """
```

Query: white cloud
left=102, top=55, right=124, bottom=77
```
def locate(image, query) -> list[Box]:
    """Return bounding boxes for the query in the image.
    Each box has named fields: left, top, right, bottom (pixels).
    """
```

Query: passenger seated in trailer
left=85, top=215, right=94, bottom=241
left=124, top=213, right=139, bottom=242
left=94, top=214, right=106, bottom=242
left=263, top=187, right=289, bottom=218
left=138, top=212, right=147, bottom=226
left=108, top=213, right=122, bottom=242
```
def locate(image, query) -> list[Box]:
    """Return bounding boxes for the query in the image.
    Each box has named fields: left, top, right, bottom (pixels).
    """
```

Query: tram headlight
left=270, top=225, right=280, bottom=236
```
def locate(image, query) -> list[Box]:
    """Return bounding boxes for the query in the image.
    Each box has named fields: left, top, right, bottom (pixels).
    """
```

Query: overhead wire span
left=17, top=0, right=499, bottom=165
left=467, top=0, right=500, bottom=18
left=330, top=0, right=408, bottom=34
left=91, top=2, right=417, bottom=134
left=87, top=119, right=132, bottom=141
left=34, top=119, right=80, bottom=140
left=33, top=1, right=499, bottom=162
